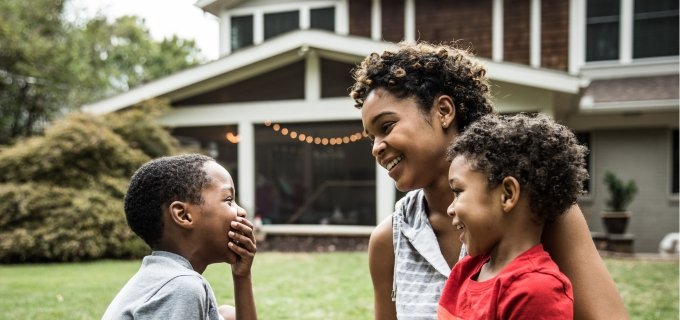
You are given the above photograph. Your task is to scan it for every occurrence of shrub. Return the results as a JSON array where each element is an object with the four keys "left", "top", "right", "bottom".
[
  {"left": 603, "top": 170, "right": 638, "bottom": 212},
  {"left": 0, "top": 99, "right": 179, "bottom": 262}
]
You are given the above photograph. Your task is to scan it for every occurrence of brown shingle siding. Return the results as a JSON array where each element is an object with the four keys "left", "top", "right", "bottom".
[
  {"left": 349, "top": 0, "right": 371, "bottom": 38},
  {"left": 173, "top": 61, "right": 305, "bottom": 106},
  {"left": 415, "top": 0, "right": 492, "bottom": 58},
  {"left": 503, "top": 0, "right": 531, "bottom": 65},
  {"left": 382, "top": 0, "right": 405, "bottom": 42},
  {"left": 541, "top": 0, "right": 569, "bottom": 71}
]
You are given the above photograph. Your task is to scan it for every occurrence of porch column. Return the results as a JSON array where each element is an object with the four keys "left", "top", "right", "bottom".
[
  {"left": 376, "top": 162, "right": 396, "bottom": 225},
  {"left": 238, "top": 121, "right": 256, "bottom": 219},
  {"left": 219, "top": 11, "right": 231, "bottom": 56}
]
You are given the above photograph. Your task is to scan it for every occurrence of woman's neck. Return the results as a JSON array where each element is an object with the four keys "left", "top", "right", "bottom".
[{"left": 421, "top": 176, "right": 455, "bottom": 218}]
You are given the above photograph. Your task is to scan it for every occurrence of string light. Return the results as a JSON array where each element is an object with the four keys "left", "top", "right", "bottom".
[
  {"left": 263, "top": 120, "right": 366, "bottom": 145},
  {"left": 226, "top": 132, "right": 241, "bottom": 143}
]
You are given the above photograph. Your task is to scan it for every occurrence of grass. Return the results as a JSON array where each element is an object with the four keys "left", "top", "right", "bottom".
[{"left": 0, "top": 253, "right": 676, "bottom": 319}]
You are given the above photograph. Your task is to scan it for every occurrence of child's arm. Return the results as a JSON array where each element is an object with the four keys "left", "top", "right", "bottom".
[
  {"left": 542, "top": 204, "right": 629, "bottom": 319},
  {"left": 228, "top": 217, "right": 257, "bottom": 320}
]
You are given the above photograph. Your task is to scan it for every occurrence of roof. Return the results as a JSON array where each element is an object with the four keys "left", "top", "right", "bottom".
[
  {"left": 82, "top": 29, "right": 586, "bottom": 115},
  {"left": 580, "top": 75, "right": 680, "bottom": 113}
]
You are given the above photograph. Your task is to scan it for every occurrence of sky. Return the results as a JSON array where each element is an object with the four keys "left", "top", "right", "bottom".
[{"left": 65, "top": 0, "right": 220, "bottom": 61}]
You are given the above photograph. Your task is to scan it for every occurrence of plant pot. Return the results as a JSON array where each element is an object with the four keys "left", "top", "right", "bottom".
[{"left": 601, "top": 211, "right": 631, "bottom": 234}]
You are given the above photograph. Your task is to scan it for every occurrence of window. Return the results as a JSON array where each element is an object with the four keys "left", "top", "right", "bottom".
[
  {"left": 311, "top": 7, "right": 335, "bottom": 31},
  {"left": 231, "top": 15, "right": 253, "bottom": 51},
  {"left": 586, "top": 0, "right": 620, "bottom": 61},
  {"left": 264, "top": 11, "right": 299, "bottom": 39},
  {"left": 672, "top": 129, "right": 678, "bottom": 194},
  {"left": 633, "top": 0, "right": 679, "bottom": 59},
  {"left": 576, "top": 132, "right": 592, "bottom": 194}
]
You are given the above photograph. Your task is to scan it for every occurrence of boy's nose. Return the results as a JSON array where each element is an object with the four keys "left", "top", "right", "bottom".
[{"left": 236, "top": 205, "right": 247, "bottom": 218}]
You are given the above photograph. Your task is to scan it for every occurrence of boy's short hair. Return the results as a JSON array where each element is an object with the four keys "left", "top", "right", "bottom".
[
  {"left": 446, "top": 114, "right": 589, "bottom": 225},
  {"left": 124, "top": 154, "right": 215, "bottom": 248}
]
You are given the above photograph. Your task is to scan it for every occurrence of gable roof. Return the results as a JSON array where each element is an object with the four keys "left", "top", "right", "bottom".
[{"left": 82, "top": 29, "right": 585, "bottom": 115}]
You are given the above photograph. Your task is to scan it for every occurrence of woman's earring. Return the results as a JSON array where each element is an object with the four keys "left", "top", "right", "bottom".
[{"left": 443, "top": 121, "right": 447, "bottom": 127}]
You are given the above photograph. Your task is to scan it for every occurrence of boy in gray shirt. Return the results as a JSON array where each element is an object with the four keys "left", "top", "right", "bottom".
[{"left": 103, "top": 154, "right": 258, "bottom": 320}]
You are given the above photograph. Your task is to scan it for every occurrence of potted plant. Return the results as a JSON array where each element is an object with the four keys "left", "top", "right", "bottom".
[{"left": 601, "top": 170, "right": 638, "bottom": 234}]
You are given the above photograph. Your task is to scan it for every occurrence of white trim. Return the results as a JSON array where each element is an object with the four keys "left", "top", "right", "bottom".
[
  {"left": 196, "top": 0, "right": 246, "bottom": 16},
  {"left": 335, "top": 0, "right": 349, "bottom": 35},
  {"left": 376, "top": 161, "right": 396, "bottom": 225},
  {"left": 581, "top": 58, "right": 680, "bottom": 79},
  {"left": 569, "top": 0, "right": 586, "bottom": 74},
  {"left": 404, "top": 0, "right": 416, "bottom": 43},
  {"left": 228, "top": 1, "right": 338, "bottom": 16},
  {"left": 530, "top": 0, "right": 541, "bottom": 68},
  {"left": 371, "top": 0, "right": 382, "bottom": 41},
  {"left": 300, "top": 5, "right": 311, "bottom": 29},
  {"left": 238, "top": 120, "right": 256, "bottom": 219},
  {"left": 305, "top": 52, "right": 321, "bottom": 101},
  {"left": 262, "top": 224, "right": 375, "bottom": 236},
  {"left": 619, "top": 0, "right": 633, "bottom": 64},
  {"left": 81, "top": 30, "right": 584, "bottom": 114},
  {"left": 580, "top": 98, "right": 680, "bottom": 113},
  {"left": 161, "top": 98, "right": 361, "bottom": 127},
  {"left": 253, "top": 10, "right": 264, "bottom": 45},
  {"left": 219, "top": 11, "right": 232, "bottom": 57},
  {"left": 492, "top": 0, "right": 503, "bottom": 62}
]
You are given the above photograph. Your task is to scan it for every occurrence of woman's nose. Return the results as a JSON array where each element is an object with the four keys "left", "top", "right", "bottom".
[
  {"left": 371, "top": 137, "right": 386, "bottom": 158},
  {"left": 446, "top": 203, "right": 455, "bottom": 217}
]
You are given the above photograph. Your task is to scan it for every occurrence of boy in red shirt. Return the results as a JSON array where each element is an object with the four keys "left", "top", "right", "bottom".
[{"left": 438, "top": 114, "right": 588, "bottom": 319}]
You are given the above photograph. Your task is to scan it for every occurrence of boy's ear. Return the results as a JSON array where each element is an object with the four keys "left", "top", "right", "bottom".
[
  {"left": 168, "top": 201, "right": 196, "bottom": 230},
  {"left": 500, "top": 177, "right": 521, "bottom": 213},
  {"left": 434, "top": 95, "right": 456, "bottom": 130}
]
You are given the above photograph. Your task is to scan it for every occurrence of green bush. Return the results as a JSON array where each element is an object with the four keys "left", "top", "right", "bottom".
[
  {"left": 603, "top": 170, "right": 638, "bottom": 212},
  {"left": 0, "top": 100, "right": 180, "bottom": 262}
]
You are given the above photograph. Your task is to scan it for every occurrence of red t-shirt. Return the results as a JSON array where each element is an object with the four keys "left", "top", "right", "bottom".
[{"left": 438, "top": 244, "right": 573, "bottom": 320}]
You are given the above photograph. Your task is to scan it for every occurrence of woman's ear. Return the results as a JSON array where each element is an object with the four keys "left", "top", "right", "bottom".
[
  {"left": 434, "top": 95, "right": 456, "bottom": 130},
  {"left": 500, "top": 177, "right": 521, "bottom": 213},
  {"left": 168, "top": 201, "right": 196, "bottom": 230}
]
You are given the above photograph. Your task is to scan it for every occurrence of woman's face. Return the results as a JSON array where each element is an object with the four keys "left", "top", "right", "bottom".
[{"left": 361, "top": 89, "right": 455, "bottom": 192}]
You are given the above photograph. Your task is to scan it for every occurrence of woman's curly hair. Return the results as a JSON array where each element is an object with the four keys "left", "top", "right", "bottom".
[
  {"left": 350, "top": 41, "right": 495, "bottom": 132},
  {"left": 446, "top": 114, "right": 589, "bottom": 225}
]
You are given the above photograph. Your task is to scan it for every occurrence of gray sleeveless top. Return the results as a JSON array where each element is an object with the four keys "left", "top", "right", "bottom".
[{"left": 391, "top": 189, "right": 467, "bottom": 320}]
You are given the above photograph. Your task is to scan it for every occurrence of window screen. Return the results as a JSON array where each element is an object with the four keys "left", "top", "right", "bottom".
[
  {"left": 633, "top": 0, "right": 679, "bottom": 58},
  {"left": 231, "top": 15, "right": 254, "bottom": 51},
  {"left": 264, "top": 11, "right": 299, "bottom": 39},
  {"left": 586, "top": 0, "right": 620, "bottom": 61},
  {"left": 311, "top": 7, "right": 335, "bottom": 31}
]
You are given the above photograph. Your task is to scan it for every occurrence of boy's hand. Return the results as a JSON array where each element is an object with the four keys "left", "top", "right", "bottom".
[{"left": 228, "top": 217, "right": 256, "bottom": 277}]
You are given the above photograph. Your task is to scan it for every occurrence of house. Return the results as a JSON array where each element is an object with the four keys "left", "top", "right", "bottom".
[{"left": 83, "top": 0, "right": 678, "bottom": 252}]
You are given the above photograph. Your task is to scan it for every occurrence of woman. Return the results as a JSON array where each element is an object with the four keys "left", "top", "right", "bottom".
[{"left": 350, "top": 42, "right": 628, "bottom": 319}]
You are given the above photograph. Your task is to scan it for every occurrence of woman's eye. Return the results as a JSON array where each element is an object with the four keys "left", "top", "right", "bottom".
[{"left": 382, "top": 122, "right": 395, "bottom": 133}]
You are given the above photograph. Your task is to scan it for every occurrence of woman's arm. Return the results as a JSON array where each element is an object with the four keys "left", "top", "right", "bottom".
[
  {"left": 369, "top": 215, "right": 398, "bottom": 320},
  {"left": 542, "top": 204, "right": 628, "bottom": 320}
]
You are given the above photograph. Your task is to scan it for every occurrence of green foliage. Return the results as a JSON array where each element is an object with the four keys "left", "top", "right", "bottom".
[
  {"left": 603, "top": 170, "right": 638, "bottom": 212},
  {"left": 0, "top": 99, "right": 180, "bottom": 262},
  {"left": 0, "top": 0, "right": 204, "bottom": 145}
]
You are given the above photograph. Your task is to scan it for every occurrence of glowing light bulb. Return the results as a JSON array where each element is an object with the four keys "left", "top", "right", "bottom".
[
  {"left": 322, "top": 138, "right": 328, "bottom": 145},
  {"left": 282, "top": 128, "right": 289, "bottom": 135},
  {"left": 343, "top": 137, "right": 349, "bottom": 143},
  {"left": 362, "top": 131, "right": 368, "bottom": 137},
  {"left": 350, "top": 136, "right": 357, "bottom": 142},
  {"left": 265, "top": 120, "right": 272, "bottom": 126},
  {"left": 306, "top": 136, "right": 313, "bottom": 143},
  {"left": 330, "top": 139, "right": 336, "bottom": 145},
  {"left": 273, "top": 124, "right": 280, "bottom": 131},
  {"left": 290, "top": 131, "right": 297, "bottom": 138},
  {"left": 299, "top": 134, "right": 306, "bottom": 141},
  {"left": 315, "top": 138, "right": 321, "bottom": 144}
]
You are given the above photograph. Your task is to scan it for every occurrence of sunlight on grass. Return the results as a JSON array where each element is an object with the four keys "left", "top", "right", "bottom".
[{"left": 0, "top": 253, "right": 676, "bottom": 319}]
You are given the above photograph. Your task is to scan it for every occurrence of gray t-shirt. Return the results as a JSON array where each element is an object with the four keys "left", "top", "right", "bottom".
[{"left": 102, "top": 251, "right": 223, "bottom": 320}]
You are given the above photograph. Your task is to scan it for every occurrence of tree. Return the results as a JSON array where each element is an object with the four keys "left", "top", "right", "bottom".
[{"left": 0, "top": 0, "right": 204, "bottom": 145}]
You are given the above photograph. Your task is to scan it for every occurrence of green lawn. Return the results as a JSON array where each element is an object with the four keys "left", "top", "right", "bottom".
[{"left": 0, "top": 253, "right": 676, "bottom": 319}]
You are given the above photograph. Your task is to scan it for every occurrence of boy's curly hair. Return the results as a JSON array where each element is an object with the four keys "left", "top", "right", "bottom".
[
  {"left": 446, "top": 114, "right": 589, "bottom": 225},
  {"left": 124, "top": 154, "right": 214, "bottom": 248},
  {"left": 350, "top": 41, "right": 495, "bottom": 132}
]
